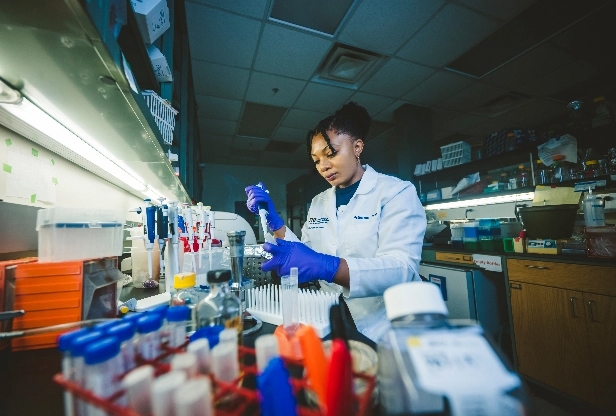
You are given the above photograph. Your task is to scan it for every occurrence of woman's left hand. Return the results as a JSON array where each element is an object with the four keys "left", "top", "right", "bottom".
[{"left": 261, "top": 239, "right": 340, "bottom": 284}]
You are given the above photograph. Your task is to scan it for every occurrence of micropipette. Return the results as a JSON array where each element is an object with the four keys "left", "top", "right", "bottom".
[
  {"left": 255, "top": 184, "right": 276, "bottom": 244},
  {"left": 182, "top": 203, "right": 195, "bottom": 252},
  {"left": 157, "top": 198, "right": 169, "bottom": 279},
  {"left": 197, "top": 202, "right": 206, "bottom": 253},
  {"left": 144, "top": 199, "right": 158, "bottom": 288},
  {"left": 167, "top": 201, "right": 181, "bottom": 293}
]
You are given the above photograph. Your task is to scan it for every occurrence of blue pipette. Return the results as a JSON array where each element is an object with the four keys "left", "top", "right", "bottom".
[{"left": 143, "top": 199, "right": 157, "bottom": 287}]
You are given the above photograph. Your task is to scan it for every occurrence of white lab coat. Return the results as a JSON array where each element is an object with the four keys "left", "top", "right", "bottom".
[{"left": 284, "top": 165, "right": 427, "bottom": 342}]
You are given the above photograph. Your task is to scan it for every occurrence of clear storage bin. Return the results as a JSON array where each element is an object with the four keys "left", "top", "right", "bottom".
[
  {"left": 440, "top": 141, "right": 471, "bottom": 168},
  {"left": 36, "top": 207, "right": 125, "bottom": 262}
]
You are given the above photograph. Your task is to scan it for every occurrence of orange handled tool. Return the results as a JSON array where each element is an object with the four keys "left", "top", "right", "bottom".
[{"left": 297, "top": 325, "right": 328, "bottom": 407}]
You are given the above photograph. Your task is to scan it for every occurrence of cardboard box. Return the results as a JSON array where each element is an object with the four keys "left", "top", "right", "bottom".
[
  {"left": 147, "top": 45, "right": 173, "bottom": 82},
  {"left": 131, "top": 0, "right": 170, "bottom": 44},
  {"left": 526, "top": 239, "right": 563, "bottom": 255}
]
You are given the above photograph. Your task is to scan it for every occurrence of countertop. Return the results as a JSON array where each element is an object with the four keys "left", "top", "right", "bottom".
[{"left": 422, "top": 245, "right": 616, "bottom": 267}]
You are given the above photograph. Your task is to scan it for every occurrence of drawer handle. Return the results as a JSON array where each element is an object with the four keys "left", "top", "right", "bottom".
[
  {"left": 524, "top": 265, "right": 549, "bottom": 270},
  {"left": 444, "top": 256, "right": 461, "bottom": 261},
  {"left": 588, "top": 300, "right": 597, "bottom": 322},
  {"left": 509, "top": 283, "right": 522, "bottom": 290},
  {"left": 570, "top": 297, "right": 580, "bottom": 318}
]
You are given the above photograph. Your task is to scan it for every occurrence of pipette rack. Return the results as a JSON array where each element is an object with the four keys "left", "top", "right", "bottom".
[
  {"left": 53, "top": 337, "right": 376, "bottom": 416},
  {"left": 245, "top": 285, "right": 338, "bottom": 338}
]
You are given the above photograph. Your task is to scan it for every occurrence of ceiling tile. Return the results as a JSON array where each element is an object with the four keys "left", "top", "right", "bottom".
[
  {"left": 457, "top": 0, "right": 538, "bottom": 20},
  {"left": 254, "top": 24, "right": 332, "bottom": 80},
  {"left": 403, "top": 70, "right": 476, "bottom": 106},
  {"left": 187, "top": 0, "right": 268, "bottom": 18},
  {"left": 281, "top": 108, "right": 329, "bottom": 129},
  {"left": 439, "top": 114, "right": 489, "bottom": 132},
  {"left": 238, "top": 102, "right": 287, "bottom": 138},
  {"left": 200, "top": 134, "right": 232, "bottom": 156},
  {"left": 482, "top": 43, "right": 576, "bottom": 89},
  {"left": 199, "top": 117, "right": 237, "bottom": 136},
  {"left": 245, "top": 72, "right": 307, "bottom": 107},
  {"left": 201, "top": 155, "right": 229, "bottom": 164},
  {"left": 186, "top": 3, "right": 261, "bottom": 68},
  {"left": 272, "top": 126, "right": 309, "bottom": 143},
  {"left": 191, "top": 61, "right": 249, "bottom": 100},
  {"left": 228, "top": 154, "right": 260, "bottom": 165},
  {"left": 233, "top": 136, "right": 269, "bottom": 151},
  {"left": 372, "top": 100, "right": 407, "bottom": 122},
  {"left": 347, "top": 92, "right": 395, "bottom": 116},
  {"left": 515, "top": 60, "right": 597, "bottom": 97},
  {"left": 396, "top": 3, "right": 499, "bottom": 67},
  {"left": 439, "top": 82, "right": 510, "bottom": 112},
  {"left": 360, "top": 58, "right": 435, "bottom": 98},
  {"left": 195, "top": 95, "right": 242, "bottom": 120},
  {"left": 431, "top": 108, "right": 464, "bottom": 129},
  {"left": 294, "top": 82, "right": 355, "bottom": 113},
  {"left": 339, "top": 0, "right": 445, "bottom": 54}
]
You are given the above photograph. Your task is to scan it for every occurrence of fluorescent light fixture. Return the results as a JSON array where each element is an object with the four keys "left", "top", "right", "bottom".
[
  {"left": 143, "top": 185, "right": 165, "bottom": 201},
  {"left": 0, "top": 96, "right": 148, "bottom": 192},
  {"left": 0, "top": 79, "right": 22, "bottom": 104},
  {"left": 425, "top": 192, "right": 535, "bottom": 210}
]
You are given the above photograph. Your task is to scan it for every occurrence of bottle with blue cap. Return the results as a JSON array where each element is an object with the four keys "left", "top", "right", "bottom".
[
  {"left": 166, "top": 305, "right": 191, "bottom": 348},
  {"left": 83, "top": 336, "right": 122, "bottom": 416},
  {"left": 106, "top": 321, "right": 137, "bottom": 373},
  {"left": 67, "top": 330, "right": 104, "bottom": 415},
  {"left": 57, "top": 328, "right": 92, "bottom": 416},
  {"left": 137, "top": 313, "right": 164, "bottom": 361}
]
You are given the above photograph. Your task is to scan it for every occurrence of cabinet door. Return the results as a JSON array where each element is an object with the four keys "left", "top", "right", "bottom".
[
  {"left": 584, "top": 292, "right": 616, "bottom": 413},
  {"left": 509, "top": 282, "right": 595, "bottom": 404}
]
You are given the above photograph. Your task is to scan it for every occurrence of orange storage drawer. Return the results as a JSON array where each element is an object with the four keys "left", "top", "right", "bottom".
[
  {"left": 14, "top": 291, "right": 81, "bottom": 312},
  {"left": 11, "top": 330, "right": 64, "bottom": 351}
]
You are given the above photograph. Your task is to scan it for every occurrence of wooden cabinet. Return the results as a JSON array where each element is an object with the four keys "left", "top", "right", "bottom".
[{"left": 508, "top": 259, "right": 616, "bottom": 413}]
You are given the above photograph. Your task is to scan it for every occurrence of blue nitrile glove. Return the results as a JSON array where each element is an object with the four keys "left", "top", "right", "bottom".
[
  {"left": 245, "top": 182, "right": 285, "bottom": 232},
  {"left": 261, "top": 239, "right": 340, "bottom": 284}
]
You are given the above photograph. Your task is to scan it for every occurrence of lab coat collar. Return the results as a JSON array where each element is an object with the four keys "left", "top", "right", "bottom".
[{"left": 322, "top": 164, "right": 376, "bottom": 201}]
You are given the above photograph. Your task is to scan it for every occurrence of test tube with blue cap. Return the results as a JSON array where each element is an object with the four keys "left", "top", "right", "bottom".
[
  {"left": 136, "top": 313, "right": 164, "bottom": 361},
  {"left": 106, "top": 321, "right": 137, "bottom": 373},
  {"left": 83, "top": 336, "right": 122, "bottom": 416},
  {"left": 58, "top": 328, "right": 92, "bottom": 416}
]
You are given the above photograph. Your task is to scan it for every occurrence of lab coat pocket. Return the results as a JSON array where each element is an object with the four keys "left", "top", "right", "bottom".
[{"left": 345, "top": 216, "right": 379, "bottom": 256}]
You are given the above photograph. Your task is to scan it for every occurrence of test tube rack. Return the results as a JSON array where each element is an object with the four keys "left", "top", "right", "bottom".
[{"left": 245, "top": 285, "right": 338, "bottom": 338}]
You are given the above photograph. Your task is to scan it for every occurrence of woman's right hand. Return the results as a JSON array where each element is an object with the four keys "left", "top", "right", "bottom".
[{"left": 245, "top": 182, "right": 285, "bottom": 232}]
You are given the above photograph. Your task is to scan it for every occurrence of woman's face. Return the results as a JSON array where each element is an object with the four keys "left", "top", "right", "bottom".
[{"left": 310, "top": 130, "right": 364, "bottom": 188}]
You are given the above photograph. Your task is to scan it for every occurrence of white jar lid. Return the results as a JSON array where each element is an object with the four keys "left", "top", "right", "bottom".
[{"left": 383, "top": 282, "right": 448, "bottom": 321}]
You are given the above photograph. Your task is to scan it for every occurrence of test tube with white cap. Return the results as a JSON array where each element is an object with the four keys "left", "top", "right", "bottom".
[
  {"left": 173, "top": 377, "right": 214, "bottom": 416},
  {"left": 151, "top": 371, "right": 187, "bottom": 416},
  {"left": 122, "top": 365, "right": 154, "bottom": 415},
  {"left": 187, "top": 338, "right": 211, "bottom": 374},
  {"left": 255, "top": 334, "right": 279, "bottom": 373},
  {"left": 281, "top": 267, "right": 299, "bottom": 335}
]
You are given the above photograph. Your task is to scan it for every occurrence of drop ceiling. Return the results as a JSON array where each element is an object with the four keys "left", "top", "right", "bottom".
[{"left": 187, "top": 0, "right": 616, "bottom": 169}]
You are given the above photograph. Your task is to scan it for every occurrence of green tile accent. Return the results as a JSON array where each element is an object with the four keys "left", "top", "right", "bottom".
[
  {"left": 32, "top": 148, "right": 38, "bottom": 157},
  {"left": 52, "top": 177, "right": 58, "bottom": 185},
  {"left": 2, "top": 163, "right": 11, "bottom": 173},
  {"left": 5, "top": 139, "right": 12, "bottom": 146},
  {"left": 30, "top": 194, "right": 36, "bottom": 203}
]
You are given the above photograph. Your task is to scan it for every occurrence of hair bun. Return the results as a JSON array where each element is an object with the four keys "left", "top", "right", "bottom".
[{"left": 335, "top": 102, "right": 371, "bottom": 138}]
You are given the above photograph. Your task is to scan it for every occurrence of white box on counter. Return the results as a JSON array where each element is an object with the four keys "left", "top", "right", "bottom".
[{"left": 131, "top": 0, "right": 171, "bottom": 44}]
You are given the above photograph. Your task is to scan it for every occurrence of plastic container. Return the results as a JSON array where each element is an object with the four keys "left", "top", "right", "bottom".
[
  {"left": 518, "top": 205, "right": 579, "bottom": 239},
  {"left": 503, "top": 238, "right": 515, "bottom": 252},
  {"left": 36, "top": 207, "right": 125, "bottom": 262},
  {"left": 585, "top": 226, "right": 616, "bottom": 258},
  {"left": 479, "top": 237, "right": 502, "bottom": 252},
  {"left": 106, "top": 322, "right": 137, "bottom": 373},
  {"left": 500, "top": 222, "right": 523, "bottom": 238},
  {"left": 137, "top": 314, "right": 164, "bottom": 361},
  {"left": 166, "top": 305, "right": 191, "bottom": 348},
  {"left": 463, "top": 239, "right": 479, "bottom": 251},
  {"left": 440, "top": 141, "right": 471, "bottom": 168},
  {"left": 83, "top": 337, "right": 123, "bottom": 416},
  {"left": 463, "top": 221, "right": 479, "bottom": 240},
  {"left": 378, "top": 282, "right": 525, "bottom": 416}
]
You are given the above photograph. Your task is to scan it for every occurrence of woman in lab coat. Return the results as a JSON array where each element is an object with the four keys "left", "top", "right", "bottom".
[{"left": 245, "top": 102, "right": 426, "bottom": 345}]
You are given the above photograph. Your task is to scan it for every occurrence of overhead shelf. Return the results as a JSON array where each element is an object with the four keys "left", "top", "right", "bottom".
[{"left": 0, "top": 0, "right": 189, "bottom": 202}]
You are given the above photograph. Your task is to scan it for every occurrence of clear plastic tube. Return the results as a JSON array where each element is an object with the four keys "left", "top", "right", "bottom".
[
  {"left": 187, "top": 338, "right": 211, "bottom": 375},
  {"left": 122, "top": 365, "right": 154, "bottom": 415},
  {"left": 173, "top": 377, "right": 214, "bottom": 416},
  {"left": 136, "top": 314, "right": 163, "bottom": 361},
  {"left": 255, "top": 334, "right": 279, "bottom": 373},
  {"left": 151, "top": 371, "right": 187, "bottom": 416},
  {"left": 83, "top": 337, "right": 122, "bottom": 416},
  {"left": 281, "top": 267, "right": 299, "bottom": 335},
  {"left": 171, "top": 352, "right": 198, "bottom": 378},
  {"left": 211, "top": 342, "right": 239, "bottom": 382}
]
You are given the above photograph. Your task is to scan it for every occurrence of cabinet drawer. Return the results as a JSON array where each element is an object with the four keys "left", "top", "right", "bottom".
[
  {"left": 507, "top": 259, "right": 616, "bottom": 296},
  {"left": 435, "top": 252, "right": 474, "bottom": 265}
]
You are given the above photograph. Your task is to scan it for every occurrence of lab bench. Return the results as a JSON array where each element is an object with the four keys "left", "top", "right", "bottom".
[{"left": 421, "top": 246, "right": 616, "bottom": 414}]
